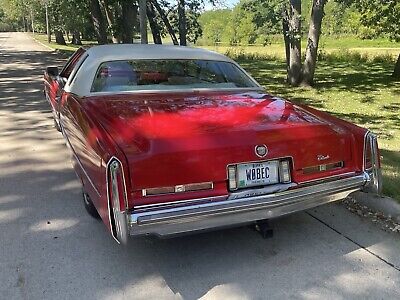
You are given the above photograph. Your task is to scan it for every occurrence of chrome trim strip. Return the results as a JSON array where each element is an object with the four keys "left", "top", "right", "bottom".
[
  {"left": 368, "top": 134, "right": 382, "bottom": 194},
  {"left": 142, "top": 181, "right": 214, "bottom": 197},
  {"left": 133, "top": 175, "right": 365, "bottom": 224},
  {"left": 135, "top": 195, "right": 228, "bottom": 210},
  {"left": 228, "top": 183, "right": 297, "bottom": 200},
  {"left": 105, "top": 157, "right": 120, "bottom": 244},
  {"left": 88, "top": 87, "right": 264, "bottom": 97},
  {"left": 297, "top": 171, "right": 357, "bottom": 185},
  {"left": 60, "top": 119, "right": 101, "bottom": 197},
  {"left": 126, "top": 173, "right": 368, "bottom": 237},
  {"left": 362, "top": 131, "right": 382, "bottom": 194}
]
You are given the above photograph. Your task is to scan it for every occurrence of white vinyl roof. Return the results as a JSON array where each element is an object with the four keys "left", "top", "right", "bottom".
[
  {"left": 86, "top": 44, "right": 233, "bottom": 62},
  {"left": 65, "top": 44, "right": 259, "bottom": 97}
]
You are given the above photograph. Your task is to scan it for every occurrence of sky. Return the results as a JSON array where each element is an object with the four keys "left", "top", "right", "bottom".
[{"left": 204, "top": 0, "right": 240, "bottom": 11}]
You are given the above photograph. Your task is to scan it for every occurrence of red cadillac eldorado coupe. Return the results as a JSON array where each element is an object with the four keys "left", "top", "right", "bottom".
[{"left": 44, "top": 45, "right": 382, "bottom": 244}]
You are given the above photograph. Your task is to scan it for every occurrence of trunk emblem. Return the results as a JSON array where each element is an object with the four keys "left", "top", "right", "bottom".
[
  {"left": 317, "top": 154, "right": 330, "bottom": 161},
  {"left": 255, "top": 145, "right": 268, "bottom": 158}
]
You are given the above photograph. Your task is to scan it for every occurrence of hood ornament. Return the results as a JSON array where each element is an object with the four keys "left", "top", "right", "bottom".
[
  {"left": 255, "top": 145, "right": 268, "bottom": 158},
  {"left": 317, "top": 154, "right": 330, "bottom": 161}
]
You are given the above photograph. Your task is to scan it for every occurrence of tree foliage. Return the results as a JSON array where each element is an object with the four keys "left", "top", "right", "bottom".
[
  {"left": 0, "top": 0, "right": 208, "bottom": 45},
  {"left": 198, "top": 0, "right": 282, "bottom": 46},
  {"left": 355, "top": 0, "right": 400, "bottom": 42}
]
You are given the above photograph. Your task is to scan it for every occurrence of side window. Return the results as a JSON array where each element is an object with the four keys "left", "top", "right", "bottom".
[
  {"left": 67, "top": 54, "right": 89, "bottom": 87},
  {"left": 59, "top": 48, "right": 86, "bottom": 80}
]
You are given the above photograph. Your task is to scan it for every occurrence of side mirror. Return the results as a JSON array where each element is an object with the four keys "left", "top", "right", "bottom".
[{"left": 46, "top": 66, "right": 59, "bottom": 77}]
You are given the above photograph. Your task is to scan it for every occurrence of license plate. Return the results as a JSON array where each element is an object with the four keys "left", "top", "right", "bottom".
[{"left": 236, "top": 161, "right": 279, "bottom": 189}]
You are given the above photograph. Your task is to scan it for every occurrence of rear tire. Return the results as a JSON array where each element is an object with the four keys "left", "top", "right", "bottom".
[{"left": 83, "top": 191, "right": 100, "bottom": 219}]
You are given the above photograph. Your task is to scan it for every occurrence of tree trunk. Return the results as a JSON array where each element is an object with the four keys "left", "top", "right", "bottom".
[
  {"left": 178, "top": 0, "right": 187, "bottom": 46},
  {"left": 22, "top": 16, "right": 26, "bottom": 32},
  {"left": 45, "top": 4, "right": 51, "bottom": 43},
  {"left": 90, "top": 0, "right": 108, "bottom": 44},
  {"left": 282, "top": 4, "right": 291, "bottom": 80},
  {"left": 287, "top": 0, "right": 302, "bottom": 86},
  {"left": 121, "top": 1, "right": 135, "bottom": 43},
  {"left": 152, "top": 0, "right": 178, "bottom": 45},
  {"left": 72, "top": 31, "right": 82, "bottom": 45},
  {"left": 393, "top": 54, "right": 400, "bottom": 79},
  {"left": 302, "top": 0, "right": 327, "bottom": 86},
  {"left": 102, "top": 0, "right": 119, "bottom": 43},
  {"left": 139, "top": 0, "right": 148, "bottom": 44},
  {"left": 30, "top": 9, "right": 35, "bottom": 35},
  {"left": 147, "top": 2, "right": 162, "bottom": 44},
  {"left": 55, "top": 30, "right": 66, "bottom": 45}
]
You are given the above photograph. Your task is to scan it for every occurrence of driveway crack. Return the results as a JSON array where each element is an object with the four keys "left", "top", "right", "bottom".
[{"left": 307, "top": 211, "right": 400, "bottom": 272}]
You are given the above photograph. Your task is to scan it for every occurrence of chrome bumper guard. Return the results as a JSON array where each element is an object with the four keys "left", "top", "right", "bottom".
[{"left": 121, "top": 172, "right": 373, "bottom": 238}]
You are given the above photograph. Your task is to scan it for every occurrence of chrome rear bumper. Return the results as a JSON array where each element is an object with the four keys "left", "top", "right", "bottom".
[{"left": 123, "top": 172, "right": 372, "bottom": 238}]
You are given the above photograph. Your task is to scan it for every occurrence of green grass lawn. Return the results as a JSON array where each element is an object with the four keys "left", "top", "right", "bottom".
[
  {"left": 204, "top": 36, "right": 400, "bottom": 61},
  {"left": 33, "top": 32, "right": 400, "bottom": 201},
  {"left": 33, "top": 33, "right": 95, "bottom": 53}
]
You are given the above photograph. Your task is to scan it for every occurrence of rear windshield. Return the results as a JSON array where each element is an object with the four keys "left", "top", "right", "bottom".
[{"left": 91, "top": 59, "right": 258, "bottom": 93}]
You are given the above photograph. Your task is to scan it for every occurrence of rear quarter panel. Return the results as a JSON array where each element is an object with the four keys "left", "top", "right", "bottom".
[
  {"left": 60, "top": 93, "right": 129, "bottom": 231},
  {"left": 298, "top": 104, "right": 368, "bottom": 172}
]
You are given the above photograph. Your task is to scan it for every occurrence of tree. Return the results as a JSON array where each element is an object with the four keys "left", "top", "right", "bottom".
[
  {"left": 169, "top": 0, "right": 203, "bottom": 45},
  {"left": 282, "top": 0, "right": 328, "bottom": 86},
  {"left": 147, "top": 0, "right": 162, "bottom": 44},
  {"left": 139, "top": 0, "right": 148, "bottom": 43},
  {"left": 177, "top": 0, "right": 186, "bottom": 45},
  {"left": 90, "top": 0, "right": 108, "bottom": 44},
  {"left": 283, "top": 0, "right": 302, "bottom": 86},
  {"left": 120, "top": 0, "right": 137, "bottom": 43},
  {"left": 151, "top": 0, "right": 179, "bottom": 45},
  {"left": 302, "top": 0, "right": 328, "bottom": 85},
  {"left": 354, "top": 0, "right": 400, "bottom": 78},
  {"left": 241, "top": 0, "right": 282, "bottom": 44}
]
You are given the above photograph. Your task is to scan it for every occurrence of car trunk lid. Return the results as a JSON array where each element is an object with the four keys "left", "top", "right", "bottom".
[{"left": 84, "top": 91, "right": 355, "bottom": 206}]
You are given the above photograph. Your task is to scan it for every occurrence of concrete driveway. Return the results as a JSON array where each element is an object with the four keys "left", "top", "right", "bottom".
[{"left": 0, "top": 32, "right": 399, "bottom": 300}]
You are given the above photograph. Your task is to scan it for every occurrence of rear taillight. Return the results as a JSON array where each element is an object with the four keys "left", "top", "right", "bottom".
[
  {"left": 363, "top": 132, "right": 382, "bottom": 194},
  {"left": 228, "top": 165, "right": 237, "bottom": 190},
  {"left": 364, "top": 135, "right": 373, "bottom": 170},
  {"left": 109, "top": 160, "right": 126, "bottom": 211},
  {"left": 107, "top": 158, "right": 128, "bottom": 244},
  {"left": 279, "top": 160, "right": 291, "bottom": 183},
  {"left": 364, "top": 132, "right": 379, "bottom": 171}
]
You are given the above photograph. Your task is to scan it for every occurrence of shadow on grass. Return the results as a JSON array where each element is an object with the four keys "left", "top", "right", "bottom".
[{"left": 380, "top": 149, "right": 400, "bottom": 200}]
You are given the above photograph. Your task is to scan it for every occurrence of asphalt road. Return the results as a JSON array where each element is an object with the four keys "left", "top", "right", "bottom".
[{"left": 0, "top": 32, "right": 399, "bottom": 300}]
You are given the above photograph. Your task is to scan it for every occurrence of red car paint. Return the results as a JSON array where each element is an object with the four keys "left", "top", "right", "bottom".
[
  {"left": 65, "top": 90, "right": 367, "bottom": 208},
  {"left": 44, "top": 55, "right": 370, "bottom": 235}
]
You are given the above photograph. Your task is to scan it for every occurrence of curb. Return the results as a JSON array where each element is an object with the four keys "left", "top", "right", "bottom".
[
  {"left": 29, "top": 33, "right": 54, "bottom": 51},
  {"left": 350, "top": 191, "right": 400, "bottom": 223}
]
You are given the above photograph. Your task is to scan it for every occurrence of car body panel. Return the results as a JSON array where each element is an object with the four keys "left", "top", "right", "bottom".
[{"left": 81, "top": 90, "right": 361, "bottom": 207}]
